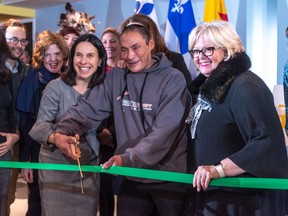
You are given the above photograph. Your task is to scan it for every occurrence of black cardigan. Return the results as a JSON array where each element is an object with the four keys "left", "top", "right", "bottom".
[{"left": 188, "top": 52, "right": 288, "bottom": 178}]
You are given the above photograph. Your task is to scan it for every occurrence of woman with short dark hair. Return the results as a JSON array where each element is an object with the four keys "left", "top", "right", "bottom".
[{"left": 29, "top": 34, "right": 106, "bottom": 216}]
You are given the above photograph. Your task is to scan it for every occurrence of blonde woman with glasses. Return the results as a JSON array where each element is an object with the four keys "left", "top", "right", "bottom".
[{"left": 185, "top": 20, "right": 288, "bottom": 216}]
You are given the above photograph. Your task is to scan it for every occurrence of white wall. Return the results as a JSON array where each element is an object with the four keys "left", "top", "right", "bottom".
[
  {"left": 246, "top": 0, "right": 277, "bottom": 90},
  {"left": 35, "top": 0, "right": 135, "bottom": 38}
]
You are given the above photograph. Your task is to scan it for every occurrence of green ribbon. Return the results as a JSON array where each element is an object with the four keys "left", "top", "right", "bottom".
[{"left": 0, "top": 161, "right": 287, "bottom": 190}]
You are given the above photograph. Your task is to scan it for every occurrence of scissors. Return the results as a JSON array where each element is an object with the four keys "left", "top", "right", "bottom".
[{"left": 72, "top": 136, "right": 84, "bottom": 194}]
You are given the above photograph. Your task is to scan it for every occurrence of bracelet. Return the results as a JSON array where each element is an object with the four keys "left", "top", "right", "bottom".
[{"left": 214, "top": 163, "right": 226, "bottom": 178}]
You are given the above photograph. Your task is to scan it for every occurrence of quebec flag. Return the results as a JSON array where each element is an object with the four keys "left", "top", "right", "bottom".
[
  {"left": 135, "top": 0, "right": 161, "bottom": 32},
  {"left": 164, "top": 0, "right": 196, "bottom": 54}
]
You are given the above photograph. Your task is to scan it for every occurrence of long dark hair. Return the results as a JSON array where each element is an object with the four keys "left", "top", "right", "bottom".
[
  {"left": 0, "top": 28, "right": 12, "bottom": 83},
  {"left": 61, "top": 34, "right": 106, "bottom": 88}
]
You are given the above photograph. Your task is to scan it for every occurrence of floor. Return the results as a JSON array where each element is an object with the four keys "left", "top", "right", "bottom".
[{"left": 10, "top": 176, "right": 28, "bottom": 216}]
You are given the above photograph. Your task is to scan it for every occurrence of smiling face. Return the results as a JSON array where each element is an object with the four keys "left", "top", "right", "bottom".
[
  {"left": 101, "top": 32, "right": 120, "bottom": 60},
  {"left": 192, "top": 37, "right": 225, "bottom": 77},
  {"left": 5, "top": 26, "right": 27, "bottom": 59},
  {"left": 73, "top": 41, "right": 99, "bottom": 81},
  {"left": 120, "top": 30, "right": 154, "bottom": 73},
  {"left": 43, "top": 44, "right": 64, "bottom": 74}
]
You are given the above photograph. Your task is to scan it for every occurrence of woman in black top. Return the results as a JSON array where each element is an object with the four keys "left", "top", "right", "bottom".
[{"left": 186, "top": 20, "right": 288, "bottom": 216}]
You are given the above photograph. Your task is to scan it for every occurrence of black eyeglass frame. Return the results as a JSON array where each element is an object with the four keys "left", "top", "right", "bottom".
[
  {"left": 6, "top": 37, "right": 29, "bottom": 46},
  {"left": 189, "top": 46, "right": 220, "bottom": 58}
]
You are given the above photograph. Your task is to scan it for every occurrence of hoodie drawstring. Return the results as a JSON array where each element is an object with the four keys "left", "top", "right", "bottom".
[
  {"left": 120, "top": 71, "right": 149, "bottom": 134},
  {"left": 139, "top": 73, "right": 149, "bottom": 134}
]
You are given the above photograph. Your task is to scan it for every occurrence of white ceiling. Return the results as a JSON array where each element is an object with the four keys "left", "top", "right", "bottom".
[{"left": 0, "top": 0, "right": 81, "bottom": 9}]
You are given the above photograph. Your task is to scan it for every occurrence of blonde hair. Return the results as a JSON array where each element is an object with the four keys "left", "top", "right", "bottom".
[
  {"left": 32, "top": 30, "right": 69, "bottom": 69},
  {"left": 101, "top": 27, "right": 120, "bottom": 40},
  {"left": 188, "top": 21, "right": 244, "bottom": 61}
]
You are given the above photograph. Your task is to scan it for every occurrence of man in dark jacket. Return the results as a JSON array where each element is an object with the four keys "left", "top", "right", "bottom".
[{"left": 1, "top": 18, "right": 30, "bottom": 216}]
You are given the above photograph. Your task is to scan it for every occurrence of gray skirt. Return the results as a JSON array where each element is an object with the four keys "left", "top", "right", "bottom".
[{"left": 39, "top": 142, "right": 99, "bottom": 216}]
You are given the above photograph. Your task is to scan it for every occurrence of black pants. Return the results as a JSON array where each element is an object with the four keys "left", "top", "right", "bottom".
[
  {"left": 184, "top": 187, "right": 288, "bottom": 216},
  {"left": 117, "top": 178, "right": 187, "bottom": 216},
  {"left": 99, "top": 145, "right": 115, "bottom": 216},
  {"left": 0, "top": 149, "right": 11, "bottom": 216},
  {"left": 99, "top": 173, "right": 114, "bottom": 216},
  {"left": 7, "top": 143, "right": 20, "bottom": 216},
  {"left": 26, "top": 169, "right": 41, "bottom": 216}
]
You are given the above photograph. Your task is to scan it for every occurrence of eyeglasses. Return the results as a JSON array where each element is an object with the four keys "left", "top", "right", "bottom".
[
  {"left": 189, "top": 47, "right": 219, "bottom": 58},
  {"left": 6, "top": 37, "right": 29, "bottom": 46}
]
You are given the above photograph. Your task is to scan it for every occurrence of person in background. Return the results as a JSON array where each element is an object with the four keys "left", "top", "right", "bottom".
[
  {"left": 120, "top": 13, "right": 192, "bottom": 87},
  {"left": 1, "top": 18, "right": 30, "bottom": 216},
  {"left": 0, "top": 24, "right": 21, "bottom": 216},
  {"left": 58, "top": 26, "right": 80, "bottom": 72},
  {"left": 29, "top": 33, "right": 106, "bottom": 216},
  {"left": 283, "top": 27, "right": 288, "bottom": 135},
  {"left": 98, "top": 27, "right": 121, "bottom": 216},
  {"left": 53, "top": 20, "right": 190, "bottom": 216},
  {"left": 1, "top": 19, "right": 29, "bottom": 105},
  {"left": 20, "top": 49, "right": 32, "bottom": 65},
  {"left": 101, "top": 27, "right": 121, "bottom": 72},
  {"left": 58, "top": 26, "right": 80, "bottom": 50},
  {"left": 185, "top": 20, "right": 288, "bottom": 215},
  {"left": 283, "top": 28, "right": 288, "bottom": 214},
  {"left": 16, "top": 30, "right": 69, "bottom": 216}
]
